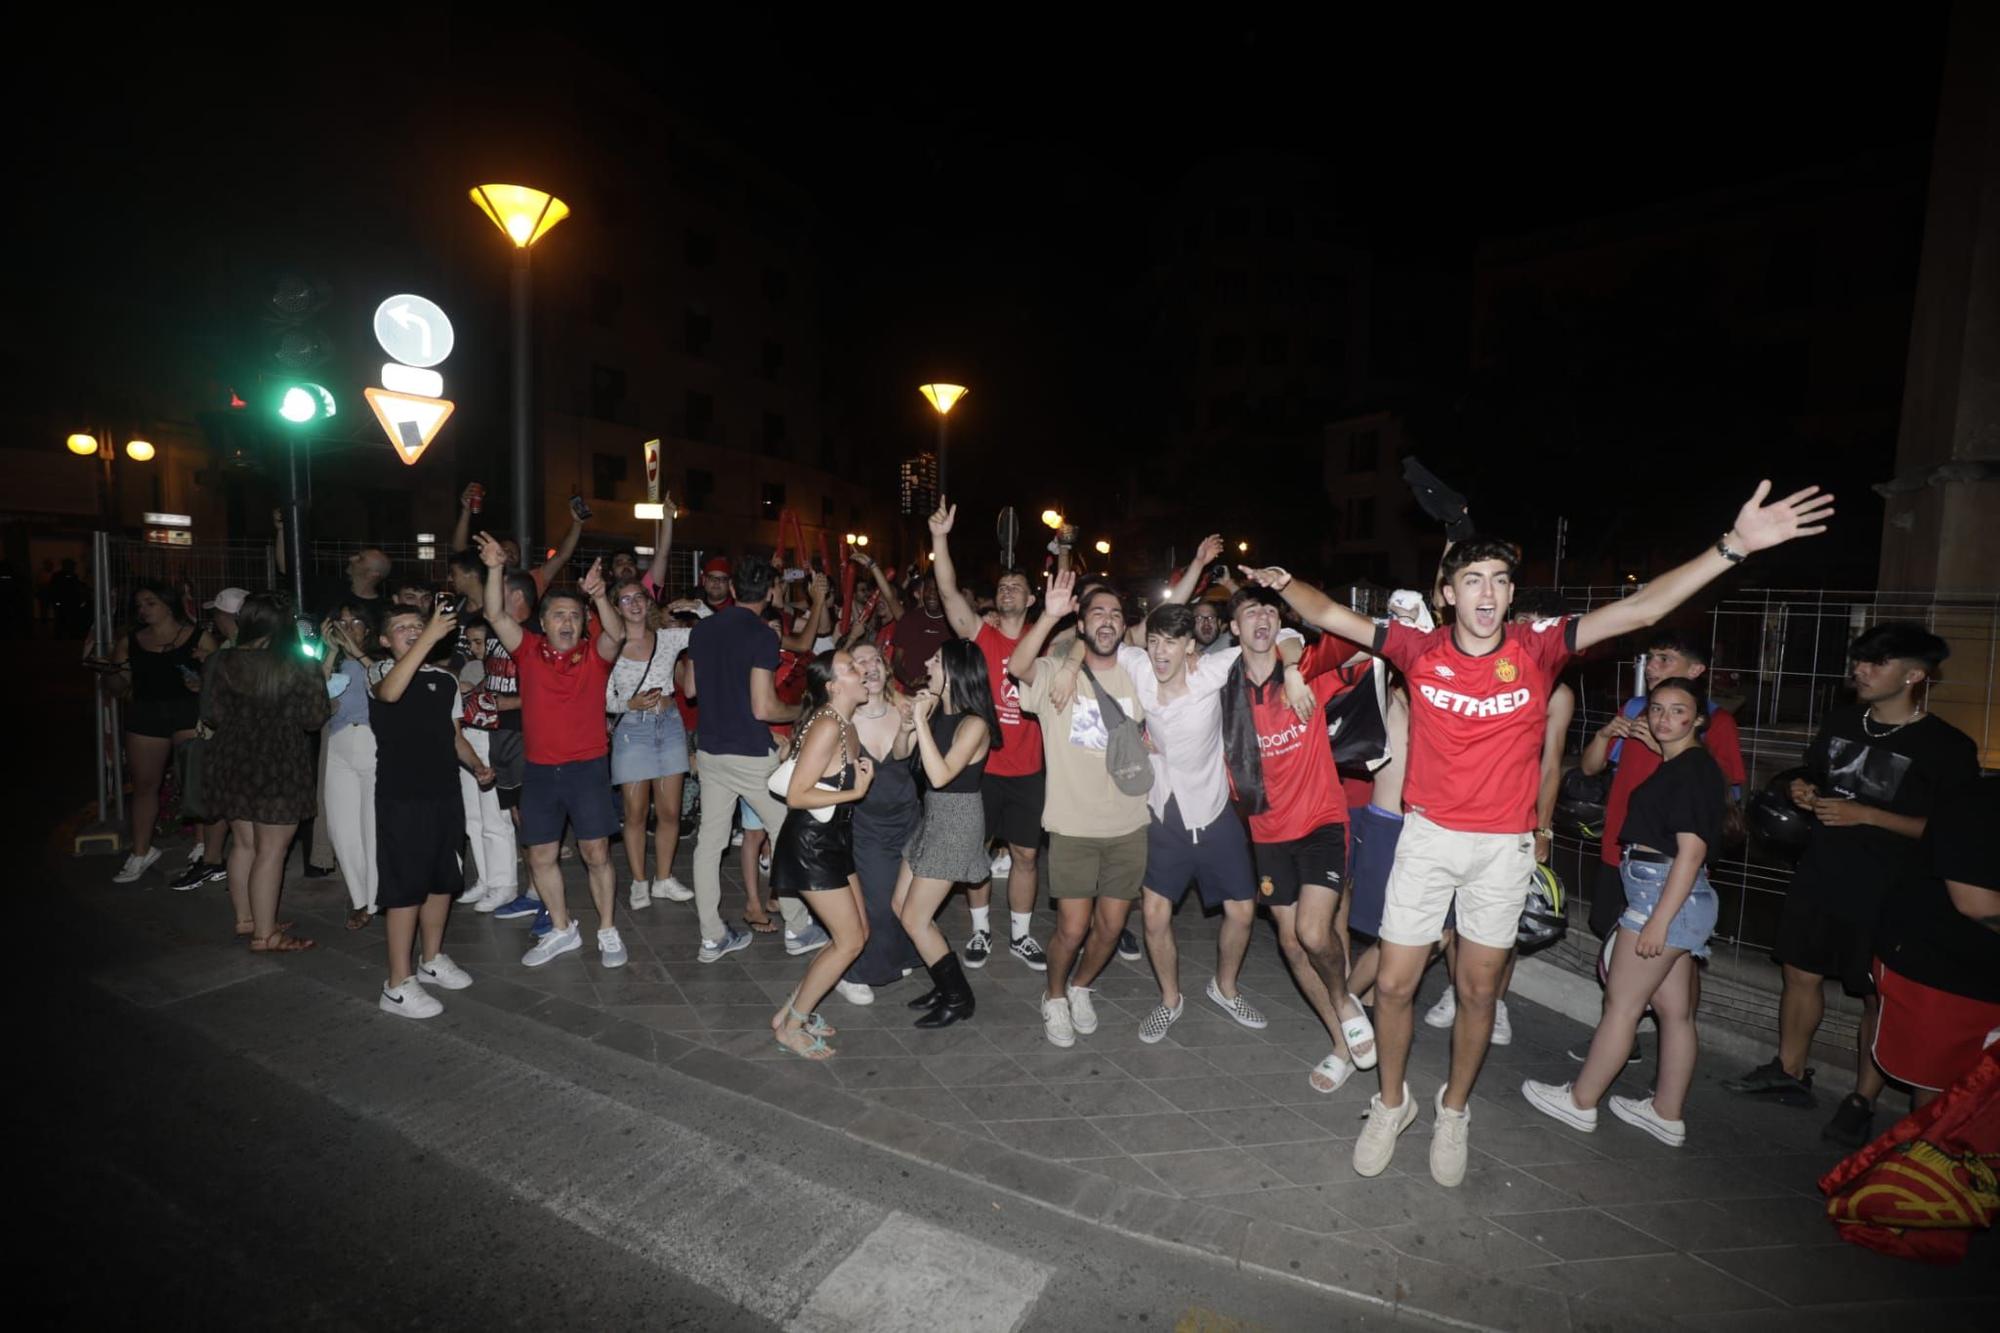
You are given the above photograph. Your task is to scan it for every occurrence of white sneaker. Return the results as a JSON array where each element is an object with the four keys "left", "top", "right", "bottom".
[
  {"left": 1138, "top": 998, "right": 1184, "bottom": 1044},
  {"left": 474, "top": 883, "right": 516, "bottom": 913},
  {"left": 835, "top": 980, "right": 875, "bottom": 1006},
  {"left": 1068, "top": 985, "right": 1099, "bottom": 1035},
  {"left": 598, "top": 928, "right": 629, "bottom": 969},
  {"left": 456, "top": 882, "right": 485, "bottom": 905},
  {"left": 730, "top": 827, "right": 745, "bottom": 847},
  {"left": 380, "top": 977, "right": 443, "bottom": 1019},
  {"left": 522, "top": 921, "right": 582, "bottom": 967},
  {"left": 416, "top": 954, "right": 474, "bottom": 990},
  {"left": 1042, "top": 996, "right": 1076, "bottom": 1048},
  {"left": 1423, "top": 988, "right": 1457, "bottom": 1029},
  {"left": 1490, "top": 999, "right": 1513, "bottom": 1046},
  {"left": 112, "top": 848, "right": 162, "bottom": 883},
  {"left": 1353, "top": 1084, "right": 1418, "bottom": 1177},
  {"left": 1206, "top": 977, "right": 1268, "bottom": 1030},
  {"left": 1430, "top": 1086, "right": 1472, "bottom": 1187},
  {"left": 989, "top": 848, "right": 1012, "bottom": 880},
  {"left": 1608, "top": 1094, "right": 1686, "bottom": 1147},
  {"left": 652, "top": 876, "right": 694, "bottom": 902},
  {"left": 628, "top": 879, "right": 652, "bottom": 911},
  {"left": 1521, "top": 1079, "right": 1597, "bottom": 1133}
]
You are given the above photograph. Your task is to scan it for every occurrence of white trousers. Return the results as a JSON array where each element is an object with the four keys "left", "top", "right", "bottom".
[
  {"left": 323, "top": 723, "right": 378, "bottom": 911},
  {"left": 460, "top": 727, "right": 516, "bottom": 894}
]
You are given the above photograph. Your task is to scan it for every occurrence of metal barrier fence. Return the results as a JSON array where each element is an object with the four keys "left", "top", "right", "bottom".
[{"left": 1553, "top": 585, "right": 1998, "bottom": 965}]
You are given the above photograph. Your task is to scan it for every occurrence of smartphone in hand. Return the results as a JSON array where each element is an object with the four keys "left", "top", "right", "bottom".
[{"left": 569, "top": 494, "right": 592, "bottom": 523}]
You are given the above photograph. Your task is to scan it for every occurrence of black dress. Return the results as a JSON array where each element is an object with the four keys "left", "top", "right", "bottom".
[
  {"left": 846, "top": 737, "right": 923, "bottom": 986},
  {"left": 769, "top": 719, "right": 857, "bottom": 894},
  {"left": 203, "top": 648, "right": 334, "bottom": 824}
]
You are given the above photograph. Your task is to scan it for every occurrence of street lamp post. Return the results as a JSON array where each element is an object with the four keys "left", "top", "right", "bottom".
[
  {"left": 918, "top": 383, "right": 967, "bottom": 500},
  {"left": 471, "top": 184, "right": 571, "bottom": 559}
]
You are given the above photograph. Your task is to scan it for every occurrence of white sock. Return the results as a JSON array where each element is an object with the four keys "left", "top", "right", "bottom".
[
  {"left": 1011, "top": 911, "right": 1033, "bottom": 941},
  {"left": 970, "top": 906, "right": 991, "bottom": 933}
]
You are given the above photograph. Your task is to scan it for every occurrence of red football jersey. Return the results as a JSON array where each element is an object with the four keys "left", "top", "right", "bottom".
[
  {"left": 1377, "top": 617, "right": 1578, "bottom": 834},
  {"left": 975, "top": 621, "right": 1042, "bottom": 778},
  {"left": 1243, "top": 636, "right": 1366, "bottom": 844}
]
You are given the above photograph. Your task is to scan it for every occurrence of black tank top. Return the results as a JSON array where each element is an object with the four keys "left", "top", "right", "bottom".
[
  {"left": 129, "top": 628, "right": 199, "bottom": 704},
  {"left": 928, "top": 708, "right": 986, "bottom": 794}
]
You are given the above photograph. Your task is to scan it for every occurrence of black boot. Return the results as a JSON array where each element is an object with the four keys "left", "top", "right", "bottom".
[
  {"left": 906, "top": 986, "right": 945, "bottom": 1010},
  {"left": 913, "top": 953, "right": 975, "bottom": 1029}
]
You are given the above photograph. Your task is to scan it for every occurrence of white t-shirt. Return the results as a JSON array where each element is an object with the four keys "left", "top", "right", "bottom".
[
  {"left": 1116, "top": 644, "right": 1240, "bottom": 829},
  {"left": 606, "top": 627, "right": 690, "bottom": 713}
]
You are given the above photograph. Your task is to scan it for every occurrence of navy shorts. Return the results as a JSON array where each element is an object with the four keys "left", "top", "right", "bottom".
[
  {"left": 520, "top": 756, "right": 620, "bottom": 847},
  {"left": 1145, "top": 797, "right": 1255, "bottom": 909},
  {"left": 376, "top": 795, "right": 465, "bottom": 910},
  {"left": 1344, "top": 803, "right": 1403, "bottom": 938},
  {"left": 981, "top": 770, "right": 1046, "bottom": 852},
  {"left": 1252, "top": 820, "right": 1346, "bottom": 909}
]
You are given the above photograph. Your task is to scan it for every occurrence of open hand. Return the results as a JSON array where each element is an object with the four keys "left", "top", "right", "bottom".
[
  {"left": 1194, "top": 533, "right": 1224, "bottom": 567},
  {"left": 1283, "top": 670, "right": 1317, "bottom": 724},
  {"left": 1042, "top": 569, "right": 1077, "bottom": 621},
  {"left": 1049, "top": 665, "right": 1080, "bottom": 712},
  {"left": 1730, "top": 481, "right": 1835, "bottom": 554},
  {"left": 473, "top": 532, "right": 507, "bottom": 568},
  {"left": 1238, "top": 565, "right": 1292, "bottom": 592}
]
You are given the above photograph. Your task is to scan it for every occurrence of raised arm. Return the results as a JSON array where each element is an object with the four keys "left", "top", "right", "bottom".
[
  {"left": 534, "top": 508, "right": 586, "bottom": 590},
  {"left": 452, "top": 485, "right": 477, "bottom": 553},
  {"left": 645, "top": 500, "right": 674, "bottom": 591},
  {"left": 474, "top": 532, "right": 522, "bottom": 654},
  {"left": 1008, "top": 569, "right": 1075, "bottom": 684},
  {"left": 1576, "top": 482, "right": 1833, "bottom": 652},
  {"left": 1165, "top": 534, "right": 1223, "bottom": 607},
  {"left": 781, "top": 573, "right": 828, "bottom": 652},
  {"left": 927, "top": 500, "right": 984, "bottom": 640},
  {"left": 376, "top": 605, "right": 457, "bottom": 704},
  {"left": 1240, "top": 565, "right": 1380, "bottom": 646},
  {"left": 581, "top": 559, "right": 625, "bottom": 661}
]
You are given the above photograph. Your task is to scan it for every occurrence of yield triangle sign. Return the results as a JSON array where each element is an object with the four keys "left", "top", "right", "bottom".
[{"left": 363, "top": 387, "right": 455, "bottom": 464}]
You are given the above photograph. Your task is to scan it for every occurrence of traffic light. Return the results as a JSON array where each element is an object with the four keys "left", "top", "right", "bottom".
[
  {"left": 277, "top": 382, "right": 336, "bottom": 424},
  {"left": 267, "top": 273, "right": 336, "bottom": 425}
]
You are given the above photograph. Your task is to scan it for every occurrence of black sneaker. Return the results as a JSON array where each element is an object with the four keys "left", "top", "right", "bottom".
[
  {"left": 1720, "top": 1057, "right": 1817, "bottom": 1108},
  {"left": 168, "top": 860, "right": 222, "bottom": 893},
  {"left": 1567, "top": 1040, "right": 1642, "bottom": 1065},
  {"left": 1822, "top": 1093, "right": 1874, "bottom": 1149},
  {"left": 1117, "top": 928, "right": 1142, "bottom": 963},
  {"left": 1009, "top": 935, "right": 1048, "bottom": 972},
  {"left": 962, "top": 929, "right": 992, "bottom": 969}
]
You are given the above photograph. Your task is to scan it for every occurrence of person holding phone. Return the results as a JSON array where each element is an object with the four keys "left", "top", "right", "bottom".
[
  {"left": 318, "top": 598, "right": 382, "bottom": 930},
  {"left": 606, "top": 573, "right": 694, "bottom": 912}
]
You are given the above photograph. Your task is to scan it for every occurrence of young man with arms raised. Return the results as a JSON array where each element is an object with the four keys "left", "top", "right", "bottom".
[{"left": 1246, "top": 480, "right": 1834, "bottom": 1185}]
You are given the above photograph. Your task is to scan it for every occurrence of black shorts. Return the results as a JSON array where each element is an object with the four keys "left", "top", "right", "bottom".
[
  {"left": 375, "top": 795, "right": 465, "bottom": 910},
  {"left": 1252, "top": 821, "right": 1346, "bottom": 909},
  {"left": 1772, "top": 890, "right": 1875, "bottom": 996},
  {"left": 1589, "top": 859, "right": 1627, "bottom": 940},
  {"left": 981, "top": 769, "right": 1045, "bottom": 853},
  {"left": 1144, "top": 797, "right": 1254, "bottom": 909},
  {"left": 128, "top": 697, "right": 199, "bottom": 739}
]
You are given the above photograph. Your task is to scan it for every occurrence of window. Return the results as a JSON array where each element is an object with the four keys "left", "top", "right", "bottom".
[
  {"left": 1347, "top": 430, "right": 1379, "bottom": 474},
  {"left": 761, "top": 482, "right": 785, "bottom": 516},
  {"left": 589, "top": 275, "right": 622, "bottom": 327},
  {"left": 762, "top": 412, "right": 787, "bottom": 456},
  {"left": 1344, "top": 496, "right": 1376, "bottom": 541},
  {"left": 684, "top": 391, "right": 713, "bottom": 442},
  {"left": 685, "top": 468, "right": 714, "bottom": 513},
  {"left": 589, "top": 363, "right": 627, "bottom": 421},
  {"left": 762, "top": 267, "right": 789, "bottom": 303},
  {"left": 684, "top": 308, "right": 713, "bottom": 358},
  {"left": 685, "top": 230, "right": 716, "bottom": 268},
  {"left": 591, "top": 452, "right": 628, "bottom": 500},
  {"left": 1214, "top": 269, "right": 1248, "bottom": 302},
  {"left": 1259, "top": 333, "right": 1288, "bottom": 366},
  {"left": 1211, "top": 333, "right": 1244, "bottom": 368},
  {"left": 761, "top": 339, "right": 784, "bottom": 379}
]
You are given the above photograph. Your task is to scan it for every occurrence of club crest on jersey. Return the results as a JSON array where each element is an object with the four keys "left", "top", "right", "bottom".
[{"left": 1495, "top": 658, "right": 1518, "bottom": 683}]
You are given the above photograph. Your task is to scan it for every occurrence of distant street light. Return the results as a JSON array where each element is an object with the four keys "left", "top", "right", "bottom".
[
  {"left": 124, "top": 440, "right": 155, "bottom": 461},
  {"left": 918, "top": 383, "right": 967, "bottom": 499},
  {"left": 66, "top": 433, "right": 98, "bottom": 457},
  {"left": 1041, "top": 508, "right": 1064, "bottom": 529},
  {"left": 1237, "top": 540, "right": 1249, "bottom": 554},
  {"left": 1094, "top": 539, "right": 1111, "bottom": 555},
  {"left": 471, "top": 183, "right": 571, "bottom": 562}
]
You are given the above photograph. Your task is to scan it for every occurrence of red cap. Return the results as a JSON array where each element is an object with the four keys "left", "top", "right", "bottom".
[{"left": 701, "top": 556, "right": 732, "bottom": 575}]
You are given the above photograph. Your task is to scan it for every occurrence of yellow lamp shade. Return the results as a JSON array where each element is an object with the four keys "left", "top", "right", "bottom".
[
  {"left": 67, "top": 433, "right": 99, "bottom": 456},
  {"left": 1040, "top": 509, "right": 1063, "bottom": 529},
  {"left": 470, "top": 184, "right": 571, "bottom": 249},
  {"left": 919, "top": 383, "right": 967, "bottom": 415},
  {"left": 125, "top": 439, "right": 155, "bottom": 461}
]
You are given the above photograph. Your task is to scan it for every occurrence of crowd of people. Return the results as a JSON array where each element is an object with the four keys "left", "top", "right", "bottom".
[{"left": 89, "top": 474, "right": 2000, "bottom": 1188}]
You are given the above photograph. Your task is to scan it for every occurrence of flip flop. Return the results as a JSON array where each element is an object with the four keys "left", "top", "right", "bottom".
[
  {"left": 1310, "top": 1051, "right": 1354, "bottom": 1094},
  {"left": 236, "top": 919, "right": 295, "bottom": 937},
  {"left": 1340, "top": 997, "right": 1378, "bottom": 1070},
  {"left": 743, "top": 914, "right": 780, "bottom": 934}
]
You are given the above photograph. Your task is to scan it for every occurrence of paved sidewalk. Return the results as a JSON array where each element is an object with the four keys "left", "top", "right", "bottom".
[{"left": 88, "top": 839, "right": 1999, "bottom": 1330}]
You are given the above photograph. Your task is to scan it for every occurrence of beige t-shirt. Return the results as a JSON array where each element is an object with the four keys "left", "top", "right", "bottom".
[{"left": 1018, "top": 654, "right": 1149, "bottom": 839}]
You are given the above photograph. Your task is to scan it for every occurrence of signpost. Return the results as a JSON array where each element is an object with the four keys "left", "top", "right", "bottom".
[{"left": 369, "top": 294, "right": 456, "bottom": 465}]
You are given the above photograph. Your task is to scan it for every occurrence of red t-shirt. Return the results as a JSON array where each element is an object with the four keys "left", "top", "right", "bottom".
[
  {"left": 891, "top": 609, "right": 954, "bottom": 689},
  {"left": 1599, "top": 698, "right": 1747, "bottom": 864},
  {"left": 515, "top": 629, "right": 615, "bottom": 765},
  {"left": 1377, "top": 617, "right": 1578, "bottom": 834},
  {"left": 975, "top": 621, "right": 1042, "bottom": 779},
  {"left": 1242, "top": 636, "right": 1367, "bottom": 844}
]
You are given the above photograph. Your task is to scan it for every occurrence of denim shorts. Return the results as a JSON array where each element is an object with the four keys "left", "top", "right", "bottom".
[
  {"left": 1618, "top": 855, "right": 1718, "bottom": 959},
  {"left": 610, "top": 708, "right": 690, "bottom": 785}
]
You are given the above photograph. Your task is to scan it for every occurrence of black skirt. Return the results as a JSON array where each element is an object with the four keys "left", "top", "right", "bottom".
[{"left": 769, "top": 804, "right": 855, "bottom": 893}]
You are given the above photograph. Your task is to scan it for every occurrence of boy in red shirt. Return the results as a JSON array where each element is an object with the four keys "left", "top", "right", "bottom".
[{"left": 1249, "top": 479, "right": 1834, "bottom": 1186}]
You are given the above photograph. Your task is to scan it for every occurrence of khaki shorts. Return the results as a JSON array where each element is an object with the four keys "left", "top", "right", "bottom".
[
  {"left": 1378, "top": 811, "right": 1533, "bottom": 950},
  {"left": 1047, "top": 829, "right": 1147, "bottom": 901}
]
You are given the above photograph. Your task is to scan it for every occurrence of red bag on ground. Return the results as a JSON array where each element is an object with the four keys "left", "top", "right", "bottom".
[{"left": 1820, "top": 1048, "right": 2000, "bottom": 1263}]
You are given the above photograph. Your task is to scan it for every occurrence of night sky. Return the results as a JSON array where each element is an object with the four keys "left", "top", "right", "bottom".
[{"left": 13, "top": 10, "right": 1953, "bottom": 582}]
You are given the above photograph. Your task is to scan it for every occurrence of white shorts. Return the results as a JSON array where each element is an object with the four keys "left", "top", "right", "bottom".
[{"left": 1377, "top": 811, "right": 1534, "bottom": 950}]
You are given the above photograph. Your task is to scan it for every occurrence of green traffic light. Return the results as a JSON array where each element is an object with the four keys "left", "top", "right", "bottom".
[{"left": 278, "top": 383, "right": 336, "bottom": 424}]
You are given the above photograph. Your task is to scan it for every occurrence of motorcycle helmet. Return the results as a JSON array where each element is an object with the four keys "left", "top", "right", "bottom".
[
  {"left": 1748, "top": 765, "right": 1816, "bottom": 853},
  {"left": 1517, "top": 863, "right": 1568, "bottom": 953},
  {"left": 1557, "top": 766, "right": 1609, "bottom": 840}
]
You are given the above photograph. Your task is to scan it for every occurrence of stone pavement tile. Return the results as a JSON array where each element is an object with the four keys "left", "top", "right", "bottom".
[
  {"left": 890, "top": 1024, "right": 997, "bottom": 1057},
  {"left": 1234, "top": 1069, "right": 1341, "bottom": 1108},
  {"left": 1390, "top": 1250, "right": 1580, "bottom": 1332},
  {"left": 1240, "top": 1141, "right": 1362, "bottom": 1187},
  {"left": 1236, "top": 1220, "right": 1402, "bottom": 1304},
  {"left": 978, "top": 1117, "right": 1121, "bottom": 1161},
  {"left": 1300, "top": 1174, "right": 1474, "bottom": 1229},
  {"left": 1645, "top": 1154, "right": 1837, "bottom": 1203},
  {"left": 1102, "top": 1047, "right": 1220, "bottom": 1080},
  {"left": 1046, "top": 1079, "right": 1178, "bottom": 1118},
  {"left": 1194, "top": 1042, "right": 1313, "bottom": 1076},
  {"left": 967, "top": 1083, "right": 1070, "bottom": 1121},
  {"left": 803, "top": 1027, "right": 907, "bottom": 1060},
  {"left": 605, "top": 1003, "right": 705, "bottom": 1031},
  {"left": 1009, "top": 1048, "right": 1127, "bottom": 1082},
  {"left": 864, "top": 1086, "right": 967, "bottom": 1123},
  {"left": 691, "top": 1001, "right": 784, "bottom": 1028},
  {"left": 1713, "top": 1150, "right": 1844, "bottom": 1198},
  {"left": 918, "top": 1052, "right": 1031, "bottom": 1087},
  {"left": 1100, "top": 1190, "right": 1250, "bottom": 1259},
  {"left": 452, "top": 975, "right": 552, "bottom": 1016},
  {"left": 1680, "top": 1298, "right": 2000, "bottom": 1333},
  {"left": 829, "top": 1056, "right": 943, "bottom": 1091},
  {"left": 672, "top": 978, "right": 776, "bottom": 1005},
  {"left": 1130, "top": 1146, "right": 1294, "bottom": 1198},
  {"left": 1165, "top": 1016, "right": 1267, "bottom": 1050},
  {"left": 1193, "top": 1105, "right": 1331, "bottom": 1148},
  {"left": 1361, "top": 1214, "right": 1561, "bottom": 1274},
  {"left": 1538, "top": 1252, "right": 1779, "bottom": 1315},
  {"left": 1605, "top": 1195, "right": 1831, "bottom": 1252},
  {"left": 1069, "top": 1155, "right": 1171, "bottom": 1192},
  {"left": 1489, "top": 1206, "right": 1673, "bottom": 1260},
  {"left": 1699, "top": 1241, "right": 2000, "bottom": 1307},
  {"left": 1464, "top": 1122, "right": 1613, "bottom": 1168},
  {"left": 1089, "top": 1112, "right": 1227, "bottom": 1154},
  {"left": 578, "top": 978, "right": 686, "bottom": 1005},
  {"left": 1205, "top": 1182, "right": 1357, "bottom": 1232},
  {"left": 524, "top": 993, "right": 622, "bottom": 1040},
  {"left": 981, "top": 1025, "right": 1069, "bottom": 1053},
  {"left": 590, "top": 1016, "right": 673, "bottom": 1064},
  {"left": 1526, "top": 1158, "right": 1693, "bottom": 1206},
  {"left": 1144, "top": 1075, "right": 1273, "bottom": 1112}
]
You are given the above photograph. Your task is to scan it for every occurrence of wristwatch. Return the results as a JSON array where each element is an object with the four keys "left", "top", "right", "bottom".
[{"left": 1715, "top": 533, "right": 1746, "bottom": 564}]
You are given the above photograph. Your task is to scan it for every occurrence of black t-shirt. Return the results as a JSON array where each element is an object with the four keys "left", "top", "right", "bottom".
[
  {"left": 368, "top": 663, "right": 461, "bottom": 801},
  {"left": 1621, "top": 747, "right": 1726, "bottom": 864},
  {"left": 1875, "top": 778, "right": 2000, "bottom": 1003},
  {"left": 1793, "top": 707, "right": 1980, "bottom": 927}
]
